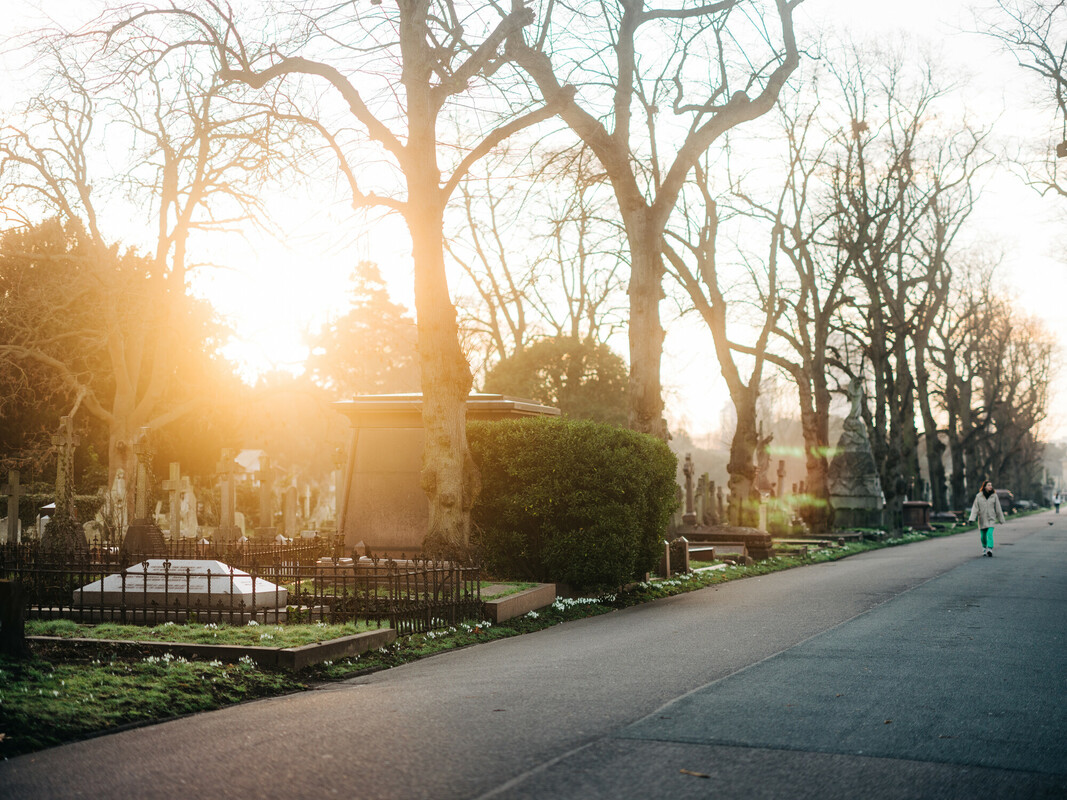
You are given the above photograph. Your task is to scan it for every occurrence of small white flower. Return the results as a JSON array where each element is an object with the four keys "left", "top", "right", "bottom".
[
  {"left": 246, "top": 620, "right": 260, "bottom": 627},
  {"left": 525, "top": 611, "right": 539, "bottom": 619}
]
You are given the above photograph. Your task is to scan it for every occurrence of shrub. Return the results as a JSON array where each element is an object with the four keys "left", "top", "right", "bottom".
[{"left": 468, "top": 417, "right": 678, "bottom": 591}]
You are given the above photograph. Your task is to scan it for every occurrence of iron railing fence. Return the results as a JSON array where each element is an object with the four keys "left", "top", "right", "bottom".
[{"left": 1, "top": 552, "right": 481, "bottom": 635}]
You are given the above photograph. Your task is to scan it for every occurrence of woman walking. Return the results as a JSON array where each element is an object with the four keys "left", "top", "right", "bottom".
[{"left": 968, "top": 480, "right": 1006, "bottom": 557}]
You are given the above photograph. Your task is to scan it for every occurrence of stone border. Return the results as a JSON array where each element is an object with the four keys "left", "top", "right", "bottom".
[
  {"left": 27, "top": 627, "right": 396, "bottom": 671},
  {"left": 482, "top": 584, "right": 555, "bottom": 623}
]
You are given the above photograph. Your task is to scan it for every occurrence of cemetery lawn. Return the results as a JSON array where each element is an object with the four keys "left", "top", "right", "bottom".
[
  {"left": 0, "top": 652, "right": 305, "bottom": 758},
  {"left": 0, "top": 523, "right": 993, "bottom": 759},
  {"left": 24, "top": 619, "right": 379, "bottom": 647}
]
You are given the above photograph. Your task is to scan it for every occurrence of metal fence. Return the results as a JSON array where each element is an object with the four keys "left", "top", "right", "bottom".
[{"left": 1, "top": 544, "right": 482, "bottom": 635}]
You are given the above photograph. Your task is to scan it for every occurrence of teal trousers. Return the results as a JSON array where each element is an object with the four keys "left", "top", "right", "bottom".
[{"left": 980, "top": 527, "right": 995, "bottom": 549}]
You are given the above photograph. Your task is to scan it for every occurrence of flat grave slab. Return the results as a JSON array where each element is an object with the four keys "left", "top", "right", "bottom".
[{"left": 76, "top": 559, "right": 288, "bottom": 609}]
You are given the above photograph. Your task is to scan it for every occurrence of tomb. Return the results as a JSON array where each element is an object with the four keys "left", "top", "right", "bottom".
[
  {"left": 76, "top": 559, "right": 288, "bottom": 613},
  {"left": 335, "top": 393, "right": 559, "bottom": 556}
]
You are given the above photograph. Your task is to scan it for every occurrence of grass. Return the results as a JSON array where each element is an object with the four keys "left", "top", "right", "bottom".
[
  {"left": 0, "top": 653, "right": 304, "bottom": 757},
  {"left": 0, "top": 520, "right": 1030, "bottom": 759},
  {"left": 479, "top": 580, "right": 537, "bottom": 598},
  {"left": 24, "top": 619, "right": 379, "bottom": 648}
]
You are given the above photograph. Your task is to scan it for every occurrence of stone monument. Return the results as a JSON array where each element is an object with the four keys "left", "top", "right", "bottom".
[
  {"left": 215, "top": 449, "right": 242, "bottom": 542},
  {"left": 41, "top": 416, "right": 89, "bottom": 561},
  {"left": 2, "top": 470, "right": 23, "bottom": 545},
  {"left": 335, "top": 393, "right": 560, "bottom": 556},
  {"left": 77, "top": 559, "right": 288, "bottom": 622},
  {"left": 122, "top": 429, "right": 169, "bottom": 561},
  {"left": 828, "top": 377, "right": 885, "bottom": 528}
]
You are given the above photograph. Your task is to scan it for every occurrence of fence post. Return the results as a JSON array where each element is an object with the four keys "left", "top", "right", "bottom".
[{"left": 0, "top": 579, "right": 30, "bottom": 659}]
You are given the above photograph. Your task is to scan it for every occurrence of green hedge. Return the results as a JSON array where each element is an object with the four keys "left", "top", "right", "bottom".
[{"left": 468, "top": 417, "right": 678, "bottom": 591}]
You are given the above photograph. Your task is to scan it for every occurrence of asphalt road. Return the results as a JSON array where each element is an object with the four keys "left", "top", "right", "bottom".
[{"left": 3, "top": 513, "right": 1065, "bottom": 799}]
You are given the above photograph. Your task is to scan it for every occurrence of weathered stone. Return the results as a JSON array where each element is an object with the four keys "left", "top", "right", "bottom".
[
  {"left": 828, "top": 377, "right": 885, "bottom": 528},
  {"left": 334, "top": 394, "right": 559, "bottom": 556},
  {"left": 77, "top": 559, "right": 287, "bottom": 609}
]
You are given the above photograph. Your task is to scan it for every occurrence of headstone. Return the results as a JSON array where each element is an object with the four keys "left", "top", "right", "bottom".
[
  {"left": 682, "top": 453, "right": 697, "bottom": 526},
  {"left": 828, "top": 377, "right": 885, "bottom": 528},
  {"left": 758, "top": 502, "right": 768, "bottom": 533},
  {"left": 77, "top": 559, "right": 288, "bottom": 612},
  {"left": 122, "top": 429, "right": 168, "bottom": 561},
  {"left": 180, "top": 482, "right": 199, "bottom": 539},
  {"left": 41, "top": 416, "right": 89, "bottom": 561},
  {"left": 103, "top": 468, "right": 128, "bottom": 541},
  {"left": 777, "top": 460, "right": 787, "bottom": 498},
  {"left": 2, "top": 470, "right": 22, "bottom": 545},
  {"left": 755, "top": 424, "right": 775, "bottom": 496},
  {"left": 161, "top": 462, "right": 187, "bottom": 540},
  {"left": 255, "top": 456, "right": 275, "bottom": 537},
  {"left": 284, "top": 486, "right": 298, "bottom": 537},
  {"left": 215, "top": 449, "right": 240, "bottom": 541}
]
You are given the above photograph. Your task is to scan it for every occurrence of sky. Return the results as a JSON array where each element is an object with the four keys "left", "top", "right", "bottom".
[{"left": 4, "top": 0, "right": 1067, "bottom": 442}]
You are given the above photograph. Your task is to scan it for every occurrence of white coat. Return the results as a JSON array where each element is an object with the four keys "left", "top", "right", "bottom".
[{"left": 968, "top": 491, "right": 1006, "bottom": 529}]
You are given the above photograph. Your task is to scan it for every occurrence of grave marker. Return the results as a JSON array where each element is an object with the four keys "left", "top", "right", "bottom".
[
  {"left": 161, "top": 462, "right": 189, "bottom": 540},
  {"left": 216, "top": 449, "right": 240, "bottom": 541},
  {"left": 255, "top": 456, "right": 275, "bottom": 537},
  {"left": 2, "top": 470, "right": 22, "bottom": 544}
]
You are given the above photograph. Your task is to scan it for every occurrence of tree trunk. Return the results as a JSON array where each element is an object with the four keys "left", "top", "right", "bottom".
[
  {"left": 625, "top": 215, "right": 667, "bottom": 439},
  {"left": 727, "top": 388, "right": 759, "bottom": 527},
  {"left": 797, "top": 381, "right": 832, "bottom": 533},
  {"left": 406, "top": 139, "right": 478, "bottom": 559}
]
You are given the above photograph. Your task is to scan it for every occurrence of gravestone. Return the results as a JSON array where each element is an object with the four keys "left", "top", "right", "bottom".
[
  {"left": 283, "top": 486, "right": 298, "bottom": 538},
  {"left": 41, "top": 416, "right": 89, "bottom": 561},
  {"left": 828, "top": 377, "right": 885, "bottom": 528},
  {"left": 682, "top": 454, "right": 698, "bottom": 526},
  {"left": 122, "top": 429, "right": 168, "bottom": 561},
  {"left": 215, "top": 449, "right": 241, "bottom": 542},
  {"left": 161, "top": 462, "right": 189, "bottom": 540},
  {"left": 255, "top": 456, "right": 275, "bottom": 538},
  {"left": 335, "top": 393, "right": 560, "bottom": 555},
  {"left": 2, "top": 470, "right": 22, "bottom": 545},
  {"left": 77, "top": 559, "right": 288, "bottom": 617}
]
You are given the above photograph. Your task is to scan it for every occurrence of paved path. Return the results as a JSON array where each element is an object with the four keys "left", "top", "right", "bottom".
[{"left": 3, "top": 513, "right": 1065, "bottom": 799}]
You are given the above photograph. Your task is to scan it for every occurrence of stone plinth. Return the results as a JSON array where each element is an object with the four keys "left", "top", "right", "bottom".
[
  {"left": 680, "top": 525, "right": 774, "bottom": 561},
  {"left": 902, "top": 500, "right": 933, "bottom": 531},
  {"left": 77, "top": 559, "right": 287, "bottom": 609},
  {"left": 335, "top": 393, "right": 560, "bottom": 556}
]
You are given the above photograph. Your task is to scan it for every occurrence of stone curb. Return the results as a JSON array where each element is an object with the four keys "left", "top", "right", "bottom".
[
  {"left": 26, "top": 627, "right": 397, "bottom": 671},
  {"left": 482, "top": 584, "right": 556, "bottom": 623}
]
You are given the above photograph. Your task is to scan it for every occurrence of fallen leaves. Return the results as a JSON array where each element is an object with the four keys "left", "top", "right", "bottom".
[{"left": 679, "top": 769, "right": 710, "bottom": 779}]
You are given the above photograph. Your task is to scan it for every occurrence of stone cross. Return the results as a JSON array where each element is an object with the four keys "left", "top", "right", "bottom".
[
  {"left": 256, "top": 456, "right": 274, "bottom": 533},
  {"left": 682, "top": 453, "right": 697, "bottom": 526},
  {"left": 51, "top": 416, "right": 80, "bottom": 520},
  {"left": 284, "top": 485, "right": 297, "bottom": 537},
  {"left": 2, "top": 470, "right": 22, "bottom": 544},
  {"left": 217, "top": 449, "right": 238, "bottom": 533},
  {"left": 161, "top": 462, "right": 188, "bottom": 540},
  {"left": 132, "top": 427, "right": 152, "bottom": 522},
  {"left": 777, "top": 459, "right": 787, "bottom": 498}
]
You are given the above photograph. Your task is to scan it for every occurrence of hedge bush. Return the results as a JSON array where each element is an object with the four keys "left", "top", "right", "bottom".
[{"left": 468, "top": 417, "right": 678, "bottom": 591}]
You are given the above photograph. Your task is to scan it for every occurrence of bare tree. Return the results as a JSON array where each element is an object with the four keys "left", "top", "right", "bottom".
[
  {"left": 984, "top": 1, "right": 1067, "bottom": 196},
  {"left": 724, "top": 93, "right": 851, "bottom": 533},
  {"left": 0, "top": 42, "right": 278, "bottom": 507},
  {"left": 663, "top": 159, "right": 786, "bottom": 526},
  {"left": 447, "top": 143, "right": 626, "bottom": 372},
  {"left": 508, "top": 0, "right": 803, "bottom": 438},
  {"left": 107, "top": 1, "right": 566, "bottom": 555},
  {"left": 825, "top": 43, "right": 990, "bottom": 523}
]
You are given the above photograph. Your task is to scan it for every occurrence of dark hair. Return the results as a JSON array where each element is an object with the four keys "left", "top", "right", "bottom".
[{"left": 982, "top": 480, "right": 994, "bottom": 498}]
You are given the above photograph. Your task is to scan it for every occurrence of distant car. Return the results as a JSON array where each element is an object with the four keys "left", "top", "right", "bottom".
[{"left": 1014, "top": 499, "right": 1037, "bottom": 511}]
